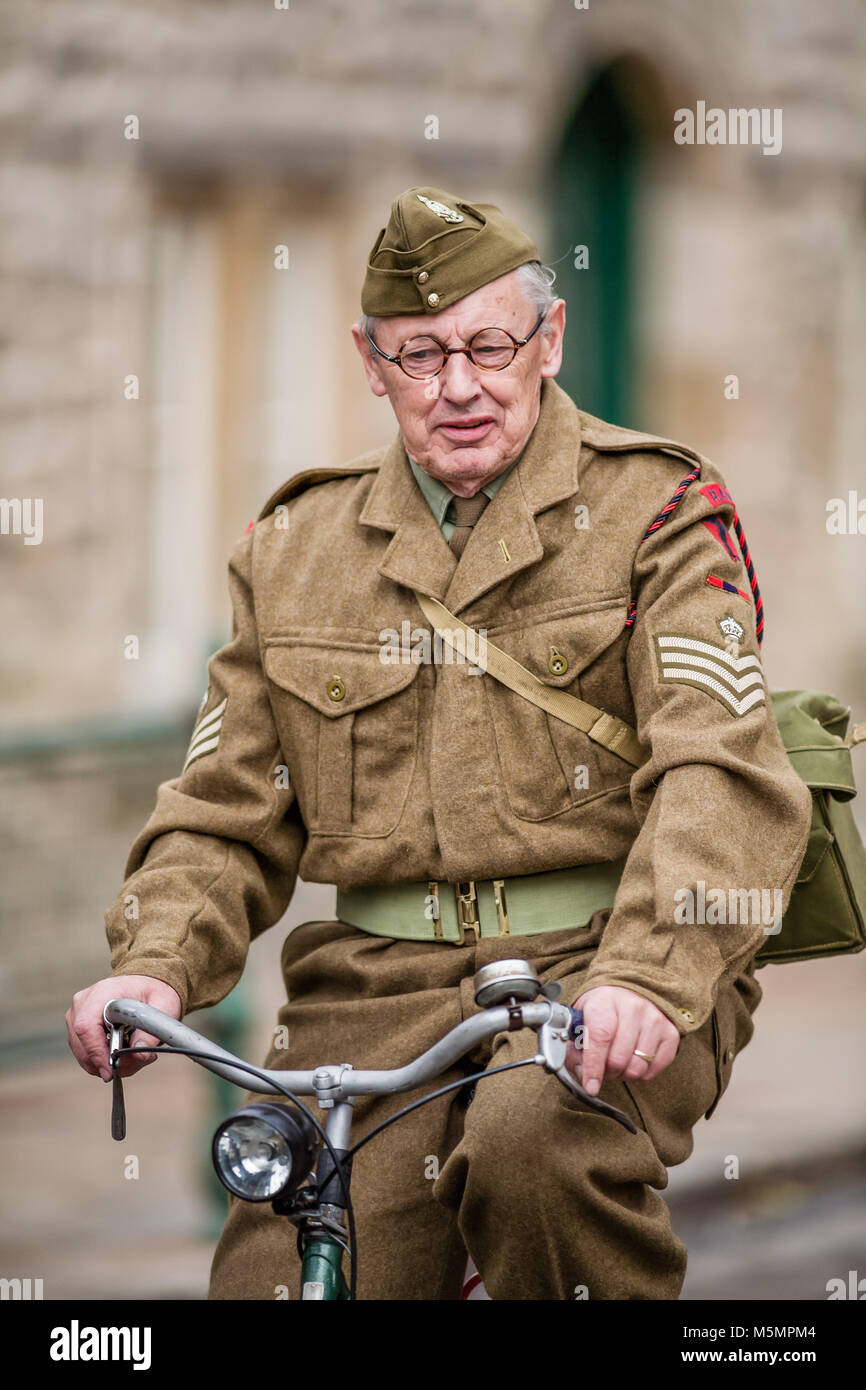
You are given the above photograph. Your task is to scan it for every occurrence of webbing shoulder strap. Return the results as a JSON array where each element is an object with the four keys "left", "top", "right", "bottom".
[{"left": 414, "top": 590, "right": 648, "bottom": 769}]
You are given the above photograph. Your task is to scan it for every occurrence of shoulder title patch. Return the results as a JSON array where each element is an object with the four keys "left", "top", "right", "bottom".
[{"left": 699, "top": 483, "right": 733, "bottom": 508}]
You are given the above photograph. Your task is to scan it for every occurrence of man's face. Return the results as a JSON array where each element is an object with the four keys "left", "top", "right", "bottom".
[{"left": 352, "top": 270, "right": 566, "bottom": 498}]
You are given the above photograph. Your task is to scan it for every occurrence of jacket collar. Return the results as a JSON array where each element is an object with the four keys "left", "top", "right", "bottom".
[{"left": 359, "top": 377, "right": 582, "bottom": 615}]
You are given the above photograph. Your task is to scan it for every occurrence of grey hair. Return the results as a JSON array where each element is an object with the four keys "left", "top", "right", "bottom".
[
  {"left": 511, "top": 261, "right": 559, "bottom": 332},
  {"left": 359, "top": 260, "right": 559, "bottom": 344}
]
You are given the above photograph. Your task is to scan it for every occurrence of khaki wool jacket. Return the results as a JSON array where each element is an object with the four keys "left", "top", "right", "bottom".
[{"left": 106, "top": 378, "right": 812, "bottom": 1038}]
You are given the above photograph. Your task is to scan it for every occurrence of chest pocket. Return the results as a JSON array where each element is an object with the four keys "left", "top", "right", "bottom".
[
  {"left": 482, "top": 599, "right": 634, "bottom": 821},
  {"left": 263, "top": 639, "right": 421, "bottom": 837}
]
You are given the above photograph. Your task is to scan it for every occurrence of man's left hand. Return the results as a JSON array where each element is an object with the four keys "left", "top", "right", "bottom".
[{"left": 567, "top": 985, "right": 681, "bottom": 1094}]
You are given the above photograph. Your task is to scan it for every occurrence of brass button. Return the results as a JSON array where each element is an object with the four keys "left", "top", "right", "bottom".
[
  {"left": 427, "top": 292, "right": 440, "bottom": 307},
  {"left": 548, "top": 646, "right": 568, "bottom": 676},
  {"left": 724, "top": 1047, "right": 735, "bottom": 1064},
  {"left": 417, "top": 270, "right": 429, "bottom": 284},
  {"left": 678, "top": 1008, "right": 695, "bottom": 1024},
  {"left": 326, "top": 677, "right": 346, "bottom": 702}
]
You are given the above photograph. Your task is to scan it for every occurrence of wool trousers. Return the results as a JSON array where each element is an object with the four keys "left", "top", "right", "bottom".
[{"left": 208, "top": 912, "right": 760, "bottom": 1301}]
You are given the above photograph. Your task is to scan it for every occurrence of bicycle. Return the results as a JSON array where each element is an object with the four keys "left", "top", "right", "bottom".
[{"left": 104, "top": 957, "right": 636, "bottom": 1301}]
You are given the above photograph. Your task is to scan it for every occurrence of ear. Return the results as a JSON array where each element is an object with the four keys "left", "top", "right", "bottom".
[
  {"left": 539, "top": 299, "right": 566, "bottom": 380},
  {"left": 351, "top": 322, "right": 389, "bottom": 399}
]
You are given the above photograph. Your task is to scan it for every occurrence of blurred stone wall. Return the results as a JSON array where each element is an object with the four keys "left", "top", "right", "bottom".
[{"left": 1, "top": 0, "right": 864, "bottom": 1050}]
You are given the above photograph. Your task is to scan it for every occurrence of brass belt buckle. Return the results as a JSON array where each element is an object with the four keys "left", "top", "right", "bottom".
[
  {"left": 454, "top": 881, "right": 479, "bottom": 945},
  {"left": 426, "top": 881, "right": 443, "bottom": 942},
  {"left": 492, "top": 879, "right": 510, "bottom": 936}
]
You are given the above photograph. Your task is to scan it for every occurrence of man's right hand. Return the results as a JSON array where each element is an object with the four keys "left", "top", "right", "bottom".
[{"left": 66, "top": 975, "right": 182, "bottom": 1082}]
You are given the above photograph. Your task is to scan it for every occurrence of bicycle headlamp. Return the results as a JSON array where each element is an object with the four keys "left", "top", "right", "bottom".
[{"left": 212, "top": 1102, "right": 319, "bottom": 1202}]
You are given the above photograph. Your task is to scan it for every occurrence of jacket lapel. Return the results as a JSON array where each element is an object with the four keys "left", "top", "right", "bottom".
[
  {"left": 443, "top": 378, "right": 582, "bottom": 614},
  {"left": 359, "top": 433, "right": 457, "bottom": 599}
]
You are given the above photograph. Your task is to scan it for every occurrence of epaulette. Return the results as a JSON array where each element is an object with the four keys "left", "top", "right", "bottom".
[
  {"left": 578, "top": 409, "right": 707, "bottom": 473},
  {"left": 580, "top": 407, "right": 716, "bottom": 549},
  {"left": 256, "top": 456, "right": 381, "bottom": 522}
]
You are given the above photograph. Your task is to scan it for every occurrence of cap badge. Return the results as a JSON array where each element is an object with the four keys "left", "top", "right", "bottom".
[{"left": 416, "top": 193, "right": 464, "bottom": 223}]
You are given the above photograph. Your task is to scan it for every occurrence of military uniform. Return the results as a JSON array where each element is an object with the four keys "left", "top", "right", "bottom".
[{"left": 105, "top": 187, "right": 812, "bottom": 1300}]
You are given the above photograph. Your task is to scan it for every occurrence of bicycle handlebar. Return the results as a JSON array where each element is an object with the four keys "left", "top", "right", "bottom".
[{"left": 103, "top": 996, "right": 637, "bottom": 1132}]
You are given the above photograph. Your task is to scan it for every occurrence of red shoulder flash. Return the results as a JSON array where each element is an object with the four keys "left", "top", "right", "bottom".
[
  {"left": 699, "top": 482, "right": 739, "bottom": 558},
  {"left": 699, "top": 481, "right": 765, "bottom": 646},
  {"left": 244, "top": 520, "right": 255, "bottom": 535},
  {"left": 701, "top": 515, "right": 740, "bottom": 562}
]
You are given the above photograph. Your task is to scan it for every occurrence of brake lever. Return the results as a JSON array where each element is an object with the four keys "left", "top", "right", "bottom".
[
  {"left": 552, "top": 1064, "right": 637, "bottom": 1133},
  {"left": 106, "top": 1022, "right": 129, "bottom": 1142},
  {"left": 536, "top": 1008, "right": 637, "bottom": 1134}
]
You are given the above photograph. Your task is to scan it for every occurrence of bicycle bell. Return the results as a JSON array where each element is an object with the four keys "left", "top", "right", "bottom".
[{"left": 473, "top": 959, "right": 542, "bottom": 1008}]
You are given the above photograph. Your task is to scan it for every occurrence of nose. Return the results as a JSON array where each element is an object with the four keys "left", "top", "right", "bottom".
[{"left": 439, "top": 349, "right": 483, "bottom": 404}]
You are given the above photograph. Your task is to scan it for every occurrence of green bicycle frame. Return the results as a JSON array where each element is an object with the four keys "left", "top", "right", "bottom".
[{"left": 300, "top": 1234, "right": 350, "bottom": 1300}]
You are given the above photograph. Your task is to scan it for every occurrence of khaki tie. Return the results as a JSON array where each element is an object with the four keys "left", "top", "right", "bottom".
[{"left": 448, "top": 491, "right": 490, "bottom": 558}]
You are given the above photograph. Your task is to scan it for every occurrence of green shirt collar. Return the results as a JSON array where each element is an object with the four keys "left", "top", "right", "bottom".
[{"left": 407, "top": 450, "right": 521, "bottom": 529}]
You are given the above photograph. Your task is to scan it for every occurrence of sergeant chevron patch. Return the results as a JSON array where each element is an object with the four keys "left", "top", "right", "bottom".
[
  {"left": 654, "top": 634, "right": 765, "bottom": 717},
  {"left": 183, "top": 696, "right": 227, "bottom": 770}
]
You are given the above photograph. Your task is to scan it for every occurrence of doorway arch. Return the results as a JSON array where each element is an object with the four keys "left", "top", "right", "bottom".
[{"left": 548, "top": 57, "right": 666, "bottom": 427}]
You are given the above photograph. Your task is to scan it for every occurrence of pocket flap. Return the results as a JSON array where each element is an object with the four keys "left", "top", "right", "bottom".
[
  {"left": 264, "top": 641, "right": 419, "bottom": 717},
  {"left": 486, "top": 600, "right": 629, "bottom": 687},
  {"left": 797, "top": 815, "right": 834, "bottom": 884}
]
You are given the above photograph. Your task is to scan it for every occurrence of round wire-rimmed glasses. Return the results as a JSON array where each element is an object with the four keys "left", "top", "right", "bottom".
[{"left": 365, "top": 310, "right": 548, "bottom": 379}]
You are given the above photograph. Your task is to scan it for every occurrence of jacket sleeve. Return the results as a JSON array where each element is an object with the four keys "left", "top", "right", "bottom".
[
  {"left": 581, "top": 460, "right": 813, "bottom": 1035},
  {"left": 104, "top": 527, "right": 306, "bottom": 1015}
]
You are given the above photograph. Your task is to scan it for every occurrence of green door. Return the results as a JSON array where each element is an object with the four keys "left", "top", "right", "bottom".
[{"left": 550, "top": 67, "right": 642, "bottom": 426}]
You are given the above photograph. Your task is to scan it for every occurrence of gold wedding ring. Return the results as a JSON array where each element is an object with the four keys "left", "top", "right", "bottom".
[{"left": 633, "top": 1049, "right": 655, "bottom": 1064}]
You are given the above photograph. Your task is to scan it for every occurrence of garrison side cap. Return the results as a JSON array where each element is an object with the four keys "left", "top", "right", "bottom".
[{"left": 361, "top": 185, "right": 541, "bottom": 317}]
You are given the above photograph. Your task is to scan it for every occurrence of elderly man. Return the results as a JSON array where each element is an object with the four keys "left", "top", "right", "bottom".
[{"left": 68, "top": 186, "right": 811, "bottom": 1300}]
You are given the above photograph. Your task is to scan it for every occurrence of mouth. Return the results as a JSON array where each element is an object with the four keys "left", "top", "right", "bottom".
[{"left": 438, "top": 416, "right": 496, "bottom": 442}]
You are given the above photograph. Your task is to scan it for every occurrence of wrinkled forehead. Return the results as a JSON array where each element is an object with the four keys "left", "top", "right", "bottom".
[{"left": 373, "top": 270, "right": 530, "bottom": 346}]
